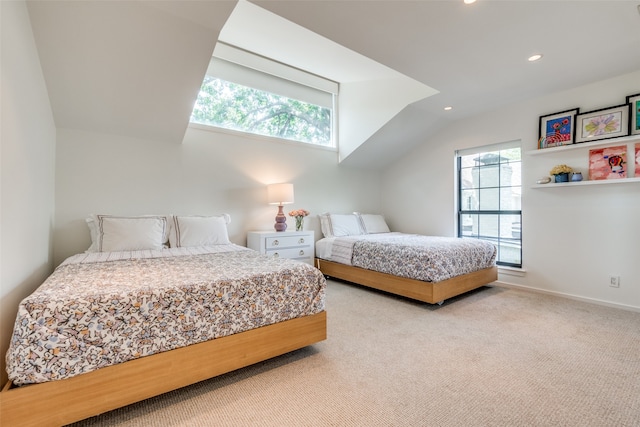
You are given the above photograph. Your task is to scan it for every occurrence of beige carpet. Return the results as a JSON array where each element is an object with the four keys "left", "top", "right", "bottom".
[{"left": 69, "top": 281, "right": 640, "bottom": 427}]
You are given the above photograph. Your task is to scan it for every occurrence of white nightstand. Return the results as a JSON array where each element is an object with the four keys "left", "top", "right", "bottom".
[{"left": 247, "top": 230, "right": 314, "bottom": 265}]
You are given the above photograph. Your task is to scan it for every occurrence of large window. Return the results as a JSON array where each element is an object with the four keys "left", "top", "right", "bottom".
[
  {"left": 457, "top": 142, "right": 522, "bottom": 267},
  {"left": 191, "top": 77, "right": 332, "bottom": 146},
  {"left": 190, "top": 43, "right": 337, "bottom": 147}
]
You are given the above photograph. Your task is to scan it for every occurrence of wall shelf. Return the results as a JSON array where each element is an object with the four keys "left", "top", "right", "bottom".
[
  {"left": 527, "top": 134, "right": 640, "bottom": 156},
  {"left": 528, "top": 134, "right": 639, "bottom": 188},
  {"left": 531, "top": 177, "right": 640, "bottom": 189}
]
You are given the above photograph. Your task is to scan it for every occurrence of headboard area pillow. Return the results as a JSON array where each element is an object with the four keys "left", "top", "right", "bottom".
[
  {"left": 169, "top": 214, "right": 231, "bottom": 248},
  {"left": 318, "top": 213, "right": 332, "bottom": 238},
  {"left": 318, "top": 213, "right": 364, "bottom": 238},
  {"left": 357, "top": 213, "right": 391, "bottom": 234},
  {"left": 89, "top": 215, "right": 168, "bottom": 252}
]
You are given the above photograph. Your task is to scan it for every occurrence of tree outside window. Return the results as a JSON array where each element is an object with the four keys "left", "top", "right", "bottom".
[{"left": 191, "top": 77, "right": 333, "bottom": 146}]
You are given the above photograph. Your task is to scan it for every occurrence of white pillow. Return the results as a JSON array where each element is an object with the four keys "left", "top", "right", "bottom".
[
  {"left": 93, "top": 215, "right": 168, "bottom": 252},
  {"left": 321, "top": 213, "right": 364, "bottom": 237},
  {"left": 169, "top": 214, "right": 231, "bottom": 247},
  {"left": 86, "top": 217, "right": 99, "bottom": 252},
  {"left": 86, "top": 215, "right": 170, "bottom": 252},
  {"left": 359, "top": 214, "right": 391, "bottom": 234},
  {"left": 319, "top": 213, "right": 332, "bottom": 238}
]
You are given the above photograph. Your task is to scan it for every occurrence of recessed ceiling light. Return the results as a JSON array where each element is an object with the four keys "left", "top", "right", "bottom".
[
  {"left": 464, "top": 0, "right": 477, "bottom": 4},
  {"left": 528, "top": 54, "right": 543, "bottom": 62},
  {"left": 444, "top": 106, "right": 453, "bottom": 111}
]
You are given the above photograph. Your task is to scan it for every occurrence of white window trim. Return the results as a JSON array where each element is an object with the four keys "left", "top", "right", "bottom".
[
  {"left": 188, "top": 122, "right": 338, "bottom": 152},
  {"left": 191, "top": 42, "right": 338, "bottom": 148}
]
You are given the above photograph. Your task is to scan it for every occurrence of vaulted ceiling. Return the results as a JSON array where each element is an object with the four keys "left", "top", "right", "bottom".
[
  {"left": 27, "top": 1, "right": 235, "bottom": 143},
  {"left": 27, "top": 1, "right": 640, "bottom": 169}
]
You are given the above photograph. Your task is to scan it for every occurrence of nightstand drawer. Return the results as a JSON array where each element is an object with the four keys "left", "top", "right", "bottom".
[
  {"left": 266, "top": 247, "right": 312, "bottom": 260},
  {"left": 247, "top": 231, "right": 315, "bottom": 265},
  {"left": 265, "top": 235, "right": 310, "bottom": 249}
]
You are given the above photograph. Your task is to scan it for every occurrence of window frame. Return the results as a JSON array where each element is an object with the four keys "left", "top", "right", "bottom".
[
  {"left": 456, "top": 143, "right": 522, "bottom": 268},
  {"left": 190, "top": 43, "right": 339, "bottom": 148}
]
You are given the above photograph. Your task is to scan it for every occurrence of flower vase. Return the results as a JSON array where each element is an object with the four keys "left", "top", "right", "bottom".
[
  {"left": 295, "top": 216, "right": 304, "bottom": 231},
  {"left": 555, "top": 173, "right": 569, "bottom": 183}
]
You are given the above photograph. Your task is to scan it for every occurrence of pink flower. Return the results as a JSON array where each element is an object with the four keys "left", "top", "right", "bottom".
[{"left": 288, "top": 209, "right": 310, "bottom": 218}]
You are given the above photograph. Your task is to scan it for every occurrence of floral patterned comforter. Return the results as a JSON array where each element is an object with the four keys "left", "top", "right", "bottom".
[
  {"left": 326, "top": 233, "right": 496, "bottom": 282},
  {"left": 6, "top": 247, "right": 326, "bottom": 386}
]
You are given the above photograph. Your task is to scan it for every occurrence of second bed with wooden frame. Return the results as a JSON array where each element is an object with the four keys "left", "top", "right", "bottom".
[
  {"left": 316, "top": 258, "right": 497, "bottom": 304},
  {"left": 314, "top": 215, "right": 498, "bottom": 304}
]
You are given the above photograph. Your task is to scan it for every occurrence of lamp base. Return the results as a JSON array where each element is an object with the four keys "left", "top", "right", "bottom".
[{"left": 274, "top": 205, "right": 287, "bottom": 232}]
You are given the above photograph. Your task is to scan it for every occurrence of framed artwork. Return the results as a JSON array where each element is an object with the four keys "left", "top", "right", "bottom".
[
  {"left": 576, "top": 104, "right": 629, "bottom": 143},
  {"left": 589, "top": 145, "right": 627, "bottom": 180},
  {"left": 538, "top": 108, "right": 578, "bottom": 149},
  {"left": 626, "top": 93, "right": 640, "bottom": 136},
  {"left": 636, "top": 143, "right": 640, "bottom": 177}
]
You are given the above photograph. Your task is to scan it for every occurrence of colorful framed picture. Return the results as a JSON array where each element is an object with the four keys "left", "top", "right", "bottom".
[
  {"left": 575, "top": 104, "right": 630, "bottom": 143},
  {"left": 589, "top": 145, "right": 627, "bottom": 180},
  {"left": 636, "top": 143, "right": 640, "bottom": 177},
  {"left": 626, "top": 93, "right": 640, "bottom": 136},
  {"left": 538, "top": 108, "right": 579, "bottom": 149}
]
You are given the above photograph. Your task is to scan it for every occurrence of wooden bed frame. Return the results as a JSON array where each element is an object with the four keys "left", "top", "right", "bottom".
[
  {"left": 0, "top": 311, "right": 326, "bottom": 427},
  {"left": 316, "top": 258, "right": 497, "bottom": 304}
]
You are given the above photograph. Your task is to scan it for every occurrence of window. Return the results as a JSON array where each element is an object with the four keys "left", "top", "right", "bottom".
[
  {"left": 191, "top": 77, "right": 332, "bottom": 146},
  {"left": 456, "top": 142, "right": 522, "bottom": 267},
  {"left": 190, "top": 43, "right": 337, "bottom": 147}
]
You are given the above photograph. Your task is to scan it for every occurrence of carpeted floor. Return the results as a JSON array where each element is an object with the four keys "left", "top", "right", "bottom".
[{"left": 69, "top": 280, "right": 640, "bottom": 427}]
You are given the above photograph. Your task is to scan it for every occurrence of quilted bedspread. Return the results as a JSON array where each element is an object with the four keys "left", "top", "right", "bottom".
[
  {"left": 328, "top": 233, "right": 496, "bottom": 282},
  {"left": 6, "top": 247, "right": 326, "bottom": 386}
]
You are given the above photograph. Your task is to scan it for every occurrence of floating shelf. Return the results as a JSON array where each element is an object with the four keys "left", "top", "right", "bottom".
[
  {"left": 531, "top": 177, "right": 640, "bottom": 189},
  {"left": 528, "top": 134, "right": 639, "bottom": 188}
]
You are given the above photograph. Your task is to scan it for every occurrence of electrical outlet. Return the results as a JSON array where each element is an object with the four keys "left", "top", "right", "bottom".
[{"left": 609, "top": 276, "right": 620, "bottom": 288}]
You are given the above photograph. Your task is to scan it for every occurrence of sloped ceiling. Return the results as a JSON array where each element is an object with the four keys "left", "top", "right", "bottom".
[
  {"left": 26, "top": 0, "right": 640, "bottom": 169},
  {"left": 216, "top": 0, "right": 439, "bottom": 163},
  {"left": 255, "top": 0, "right": 640, "bottom": 168},
  {"left": 27, "top": 0, "right": 235, "bottom": 143}
]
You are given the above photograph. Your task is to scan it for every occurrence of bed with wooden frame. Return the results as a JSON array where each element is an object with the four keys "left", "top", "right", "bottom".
[
  {"left": 316, "top": 258, "right": 496, "bottom": 304},
  {"left": 315, "top": 213, "right": 497, "bottom": 304},
  {"left": 1, "top": 312, "right": 326, "bottom": 427},
  {"left": 1, "top": 215, "right": 326, "bottom": 426}
]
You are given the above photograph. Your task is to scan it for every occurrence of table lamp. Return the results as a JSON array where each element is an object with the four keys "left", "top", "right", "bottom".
[{"left": 267, "top": 183, "right": 294, "bottom": 232}]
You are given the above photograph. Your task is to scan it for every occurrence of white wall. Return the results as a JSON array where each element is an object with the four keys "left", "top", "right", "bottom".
[
  {"left": 54, "top": 127, "right": 382, "bottom": 265},
  {"left": 4, "top": 5, "right": 637, "bottom": 393},
  {"left": 0, "top": 1, "right": 56, "bottom": 384},
  {"left": 382, "top": 70, "right": 640, "bottom": 311}
]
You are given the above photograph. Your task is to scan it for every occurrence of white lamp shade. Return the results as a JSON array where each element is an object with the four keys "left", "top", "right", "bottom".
[{"left": 267, "top": 183, "right": 294, "bottom": 205}]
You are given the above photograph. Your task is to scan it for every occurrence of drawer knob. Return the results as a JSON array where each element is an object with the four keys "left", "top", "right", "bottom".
[
  {"left": 299, "top": 250, "right": 305, "bottom": 256},
  {"left": 298, "top": 238, "right": 305, "bottom": 244},
  {"left": 272, "top": 240, "right": 279, "bottom": 246},
  {"left": 273, "top": 252, "right": 279, "bottom": 258}
]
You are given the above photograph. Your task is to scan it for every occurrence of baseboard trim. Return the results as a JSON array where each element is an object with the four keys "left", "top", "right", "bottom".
[{"left": 492, "top": 280, "right": 640, "bottom": 313}]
